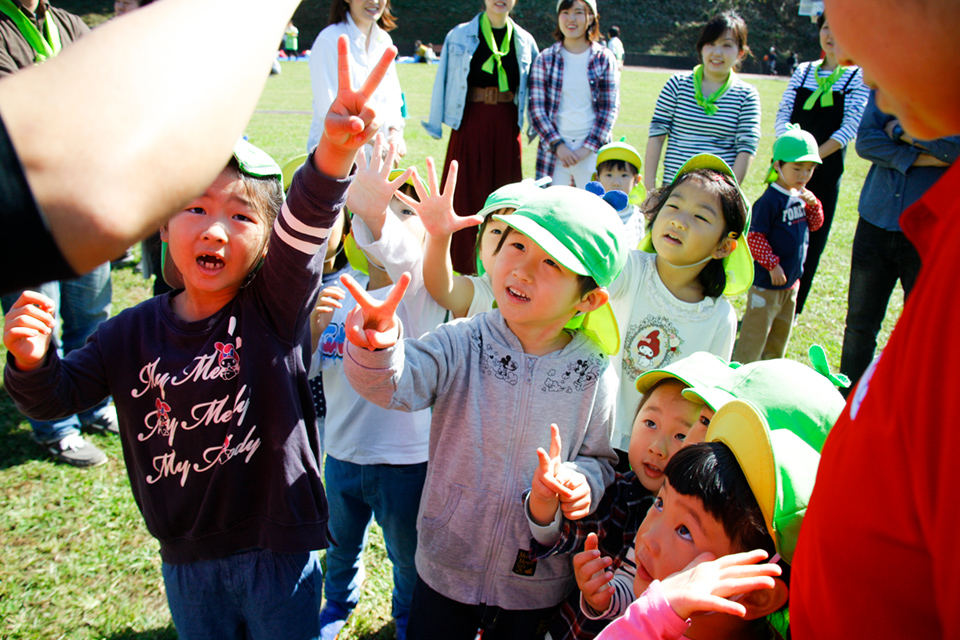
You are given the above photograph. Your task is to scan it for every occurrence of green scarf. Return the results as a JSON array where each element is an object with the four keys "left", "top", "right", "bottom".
[
  {"left": 0, "top": 0, "right": 60, "bottom": 63},
  {"left": 479, "top": 12, "right": 513, "bottom": 93},
  {"left": 803, "top": 61, "right": 846, "bottom": 110},
  {"left": 692, "top": 64, "right": 734, "bottom": 116}
]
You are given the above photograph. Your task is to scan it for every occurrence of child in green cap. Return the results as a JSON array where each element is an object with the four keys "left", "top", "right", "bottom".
[
  {"left": 591, "top": 354, "right": 846, "bottom": 640},
  {"left": 594, "top": 138, "right": 647, "bottom": 248},
  {"left": 734, "top": 125, "right": 824, "bottom": 363},
  {"left": 3, "top": 43, "right": 393, "bottom": 638},
  {"left": 342, "top": 185, "right": 627, "bottom": 638}
]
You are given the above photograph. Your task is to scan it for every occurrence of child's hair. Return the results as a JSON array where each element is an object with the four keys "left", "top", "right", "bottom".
[
  {"left": 228, "top": 157, "right": 284, "bottom": 239},
  {"left": 642, "top": 170, "right": 747, "bottom": 298},
  {"left": 494, "top": 227, "right": 598, "bottom": 298},
  {"left": 473, "top": 207, "right": 513, "bottom": 263},
  {"left": 597, "top": 159, "right": 639, "bottom": 177},
  {"left": 665, "top": 442, "right": 775, "bottom": 557},
  {"left": 816, "top": 11, "right": 827, "bottom": 31},
  {"left": 608, "top": 25, "right": 619, "bottom": 38},
  {"left": 553, "top": 0, "right": 601, "bottom": 43},
  {"left": 695, "top": 10, "right": 751, "bottom": 68},
  {"left": 329, "top": 0, "right": 397, "bottom": 30}
]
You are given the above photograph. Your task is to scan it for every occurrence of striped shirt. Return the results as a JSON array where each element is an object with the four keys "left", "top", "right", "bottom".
[
  {"left": 775, "top": 61, "right": 869, "bottom": 145},
  {"left": 649, "top": 71, "right": 761, "bottom": 185}
]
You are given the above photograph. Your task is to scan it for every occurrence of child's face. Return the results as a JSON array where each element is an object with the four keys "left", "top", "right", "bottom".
[
  {"left": 633, "top": 479, "right": 738, "bottom": 598},
  {"left": 629, "top": 380, "right": 705, "bottom": 492},
  {"left": 597, "top": 166, "right": 640, "bottom": 197},
  {"left": 478, "top": 209, "right": 513, "bottom": 275},
  {"left": 700, "top": 28, "right": 743, "bottom": 78},
  {"left": 651, "top": 181, "right": 729, "bottom": 267},
  {"left": 161, "top": 168, "right": 269, "bottom": 298},
  {"left": 365, "top": 194, "right": 425, "bottom": 271},
  {"left": 558, "top": 0, "right": 591, "bottom": 42},
  {"left": 777, "top": 161, "right": 817, "bottom": 191},
  {"left": 491, "top": 229, "right": 587, "bottom": 331}
]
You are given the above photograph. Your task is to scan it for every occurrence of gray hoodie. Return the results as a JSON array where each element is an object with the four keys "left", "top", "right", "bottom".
[{"left": 345, "top": 310, "right": 618, "bottom": 609}]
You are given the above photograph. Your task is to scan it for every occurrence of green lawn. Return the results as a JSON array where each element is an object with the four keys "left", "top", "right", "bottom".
[{"left": 0, "top": 61, "right": 899, "bottom": 639}]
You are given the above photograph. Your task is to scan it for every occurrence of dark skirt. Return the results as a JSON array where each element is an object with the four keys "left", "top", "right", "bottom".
[{"left": 442, "top": 100, "right": 522, "bottom": 275}]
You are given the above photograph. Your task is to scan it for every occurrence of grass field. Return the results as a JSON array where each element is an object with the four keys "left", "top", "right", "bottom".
[{"left": 0, "top": 61, "right": 901, "bottom": 639}]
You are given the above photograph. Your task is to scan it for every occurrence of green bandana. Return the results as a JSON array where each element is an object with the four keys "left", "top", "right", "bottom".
[
  {"left": 479, "top": 12, "right": 513, "bottom": 93},
  {"left": 803, "top": 61, "right": 846, "bottom": 110},
  {"left": 692, "top": 64, "right": 734, "bottom": 116},
  {"left": 0, "top": 0, "right": 61, "bottom": 63}
]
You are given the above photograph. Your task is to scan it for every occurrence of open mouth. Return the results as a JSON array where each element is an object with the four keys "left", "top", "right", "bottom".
[
  {"left": 643, "top": 462, "right": 663, "bottom": 477},
  {"left": 506, "top": 286, "right": 530, "bottom": 302},
  {"left": 197, "top": 254, "right": 225, "bottom": 271},
  {"left": 663, "top": 232, "right": 682, "bottom": 245}
]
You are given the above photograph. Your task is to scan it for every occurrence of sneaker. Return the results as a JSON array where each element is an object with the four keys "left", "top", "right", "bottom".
[
  {"left": 85, "top": 405, "right": 120, "bottom": 435},
  {"left": 42, "top": 433, "right": 108, "bottom": 468}
]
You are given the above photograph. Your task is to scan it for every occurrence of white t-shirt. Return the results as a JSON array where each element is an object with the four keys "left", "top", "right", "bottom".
[
  {"left": 557, "top": 47, "right": 596, "bottom": 144},
  {"left": 607, "top": 251, "right": 737, "bottom": 450}
]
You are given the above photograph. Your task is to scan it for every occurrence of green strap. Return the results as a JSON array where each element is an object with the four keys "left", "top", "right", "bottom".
[
  {"left": 692, "top": 65, "right": 734, "bottom": 116},
  {"left": 479, "top": 12, "right": 513, "bottom": 93},
  {"left": 0, "top": 0, "right": 60, "bottom": 63},
  {"left": 808, "top": 344, "right": 851, "bottom": 389},
  {"left": 803, "top": 61, "right": 846, "bottom": 110}
]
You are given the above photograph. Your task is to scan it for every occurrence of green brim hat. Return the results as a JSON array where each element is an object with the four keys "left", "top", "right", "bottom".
[
  {"left": 638, "top": 154, "right": 754, "bottom": 297},
  {"left": 765, "top": 124, "right": 822, "bottom": 184},
  {"left": 162, "top": 138, "right": 283, "bottom": 288},
  {"left": 493, "top": 185, "right": 627, "bottom": 354},
  {"left": 693, "top": 347, "right": 847, "bottom": 564},
  {"left": 476, "top": 178, "right": 550, "bottom": 276},
  {"left": 634, "top": 351, "right": 737, "bottom": 411}
]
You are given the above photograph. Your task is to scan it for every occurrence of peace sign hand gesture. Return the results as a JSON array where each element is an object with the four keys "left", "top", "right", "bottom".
[{"left": 342, "top": 272, "right": 411, "bottom": 351}]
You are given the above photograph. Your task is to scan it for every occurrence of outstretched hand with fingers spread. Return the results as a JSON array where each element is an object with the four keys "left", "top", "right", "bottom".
[
  {"left": 346, "top": 134, "right": 413, "bottom": 226},
  {"left": 341, "top": 272, "right": 411, "bottom": 351},
  {"left": 396, "top": 158, "right": 482, "bottom": 238},
  {"left": 574, "top": 532, "right": 615, "bottom": 614},
  {"left": 2, "top": 291, "right": 57, "bottom": 372},
  {"left": 659, "top": 549, "right": 781, "bottom": 620}
]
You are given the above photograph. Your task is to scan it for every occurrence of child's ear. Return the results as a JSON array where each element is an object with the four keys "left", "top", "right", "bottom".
[
  {"left": 739, "top": 576, "right": 789, "bottom": 621},
  {"left": 712, "top": 235, "right": 738, "bottom": 259},
  {"left": 575, "top": 287, "right": 609, "bottom": 313}
]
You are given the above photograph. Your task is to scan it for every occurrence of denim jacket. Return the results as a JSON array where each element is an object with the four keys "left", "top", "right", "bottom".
[{"left": 422, "top": 14, "right": 539, "bottom": 139}]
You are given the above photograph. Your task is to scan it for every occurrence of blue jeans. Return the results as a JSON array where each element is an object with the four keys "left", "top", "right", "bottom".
[
  {"left": 323, "top": 457, "right": 426, "bottom": 630},
  {"left": 163, "top": 548, "right": 323, "bottom": 640},
  {"left": 1, "top": 264, "right": 113, "bottom": 442},
  {"left": 840, "top": 218, "right": 921, "bottom": 391}
]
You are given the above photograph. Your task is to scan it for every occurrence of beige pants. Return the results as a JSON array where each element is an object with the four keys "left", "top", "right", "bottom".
[{"left": 733, "top": 285, "right": 798, "bottom": 363}]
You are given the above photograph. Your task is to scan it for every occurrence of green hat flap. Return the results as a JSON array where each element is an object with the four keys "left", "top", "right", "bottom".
[{"left": 638, "top": 154, "right": 754, "bottom": 297}]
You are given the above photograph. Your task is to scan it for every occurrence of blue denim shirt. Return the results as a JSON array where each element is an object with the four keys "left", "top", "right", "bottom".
[
  {"left": 856, "top": 92, "right": 960, "bottom": 231},
  {"left": 422, "top": 14, "right": 539, "bottom": 139}
]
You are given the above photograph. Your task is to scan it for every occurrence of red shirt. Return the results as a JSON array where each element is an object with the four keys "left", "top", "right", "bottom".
[{"left": 791, "top": 160, "right": 960, "bottom": 638}]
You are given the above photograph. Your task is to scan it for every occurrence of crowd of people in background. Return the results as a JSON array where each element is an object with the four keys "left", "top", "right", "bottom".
[{"left": 2, "top": 0, "right": 959, "bottom": 639}]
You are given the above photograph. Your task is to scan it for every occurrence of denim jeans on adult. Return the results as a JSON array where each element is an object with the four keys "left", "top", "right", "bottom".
[
  {"left": 1, "top": 264, "right": 113, "bottom": 442},
  {"left": 163, "top": 548, "right": 323, "bottom": 640},
  {"left": 323, "top": 456, "right": 426, "bottom": 627},
  {"left": 840, "top": 218, "right": 922, "bottom": 390}
]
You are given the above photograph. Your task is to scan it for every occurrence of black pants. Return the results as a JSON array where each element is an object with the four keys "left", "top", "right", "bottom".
[{"left": 407, "top": 576, "right": 558, "bottom": 640}]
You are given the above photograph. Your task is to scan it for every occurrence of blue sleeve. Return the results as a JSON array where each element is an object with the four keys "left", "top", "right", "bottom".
[{"left": 855, "top": 94, "right": 919, "bottom": 175}]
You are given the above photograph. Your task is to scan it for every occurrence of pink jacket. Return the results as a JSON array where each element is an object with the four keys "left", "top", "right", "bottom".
[{"left": 595, "top": 581, "right": 690, "bottom": 640}]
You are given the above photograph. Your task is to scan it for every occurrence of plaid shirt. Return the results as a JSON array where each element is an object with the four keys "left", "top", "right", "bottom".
[
  {"left": 531, "top": 471, "right": 653, "bottom": 640},
  {"left": 528, "top": 41, "right": 619, "bottom": 180}
]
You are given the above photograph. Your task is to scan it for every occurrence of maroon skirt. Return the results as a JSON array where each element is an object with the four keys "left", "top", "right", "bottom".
[{"left": 442, "top": 100, "right": 522, "bottom": 275}]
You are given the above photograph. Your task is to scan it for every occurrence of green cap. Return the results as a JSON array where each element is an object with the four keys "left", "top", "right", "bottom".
[
  {"left": 494, "top": 185, "right": 627, "bottom": 354},
  {"left": 765, "top": 124, "right": 822, "bottom": 183},
  {"left": 638, "top": 154, "right": 754, "bottom": 297},
  {"left": 695, "top": 352, "right": 846, "bottom": 564},
  {"left": 476, "top": 179, "right": 549, "bottom": 276},
  {"left": 634, "top": 351, "right": 737, "bottom": 411}
]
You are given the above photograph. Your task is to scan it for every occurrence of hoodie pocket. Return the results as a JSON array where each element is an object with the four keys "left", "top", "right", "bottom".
[{"left": 420, "top": 484, "right": 501, "bottom": 572}]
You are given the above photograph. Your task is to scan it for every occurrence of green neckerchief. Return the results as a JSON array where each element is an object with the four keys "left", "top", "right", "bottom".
[
  {"left": 0, "top": 0, "right": 61, "bottom": 63},
  {"left": 803, "top": 60, "right": 846, "bottom": 110},
  {"left": 479, "top": 12, "right": 513, "bottom": 93},
  {"left": 692, "top": 64, "right": 734, "bottom": 116}
]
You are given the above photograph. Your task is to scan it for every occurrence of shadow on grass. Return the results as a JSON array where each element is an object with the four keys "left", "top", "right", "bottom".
[
  {"left": 104, "top": 626, "right": 178, "bottom": 640},
  {"left": 0, "top": 388, "right": 49, "bottom": 470}
]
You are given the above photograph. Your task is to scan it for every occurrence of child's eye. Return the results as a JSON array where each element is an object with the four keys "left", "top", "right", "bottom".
[
  {"left": 187, "top": 207, "right": 205, "bottom": 215},
  {"left": 234, "top": 213, "right": 253, "bottom": 223},
  {"left": 510, "top": 241, "right": 525, "bottom": 252},
  {"left": 699, "top": 415, "right": 711, "bottom": 427},
  {"left": 544, "top": 258, "right": 560, "bottom": 269},
  {"left": 695, "top": 214, "right": 710, "bottom": 223},
  {"left": 400, "top": 208, "right": 416, "bottom": 217},
  {"left": 674, "top": 432, "right": 686, "bottom": 442},
  {"left": 653, "top": 497, "right": 663, "bottom": 511},
  {"left": 644, "top": 419, "right": 657, "bottom": 430},
  {"left": 676, "top": 525, "right": 693, "bottom": 541},
  {"left": 489, "top": 228, "right": 503, "bottom": 236}
]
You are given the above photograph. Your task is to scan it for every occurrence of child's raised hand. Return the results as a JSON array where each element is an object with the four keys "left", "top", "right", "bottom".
[
  {"left": 574, "top": 532, "right": 615, "bottom": 614},
  {"left": 3, "top": 290, "right": 56, "bottom": 372},
  {"left": 397, "top": 158, "right": 482, "bottom": 239},
  {"left": 530, "top": 424, "right": 593, "bottom": 523},
  {"left": 341, "top": 272, "right": 410, "bottom": 351},
  {"left": 797, "top": 187, "right": 818, "bottom": 208},
  {"left": 346, "top": 134, "right": 412, "bottom": 226},
  {"left": 316, "top": 34, "right": 396, "bottom": 175},
  {"left": 310, "top": 286, "right": 346, "bottom": 352},
  {"left": 658, "top": 549, "right": 781, "bottom": 620}
]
